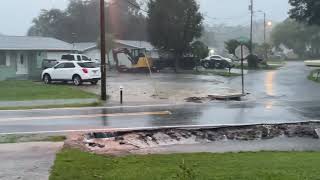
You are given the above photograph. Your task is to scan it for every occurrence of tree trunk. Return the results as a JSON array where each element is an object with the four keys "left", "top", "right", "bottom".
[{"left": 174, "top": 59, "right": 178, "bottom": 73}]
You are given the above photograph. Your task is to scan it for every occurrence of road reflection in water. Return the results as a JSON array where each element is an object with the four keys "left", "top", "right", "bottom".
[{"left": 265, "top": 71, "right": 276, "bottom": 96}]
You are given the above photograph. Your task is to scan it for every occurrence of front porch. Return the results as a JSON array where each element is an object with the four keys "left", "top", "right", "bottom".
[{"left": 0, "top": 51, "right": 46, "bottom": 80}]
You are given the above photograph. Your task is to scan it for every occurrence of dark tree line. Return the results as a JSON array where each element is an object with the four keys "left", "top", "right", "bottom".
[
  {"left": 147, "top": 0, "right": 204, "bottom": 70},
  {"left": 28, "top": 0, "right": 148, "bottom": 43},
  {"left": 289, "top": 0, "right": 320, "bottom": 26}
]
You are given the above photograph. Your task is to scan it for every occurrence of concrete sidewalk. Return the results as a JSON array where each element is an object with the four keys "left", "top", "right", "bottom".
[
  {"left": 0, "top": 142, "right": 63, "bottom": 180},
  {"left": 0, "top": 98, "right": 98, "bottom": 108}
]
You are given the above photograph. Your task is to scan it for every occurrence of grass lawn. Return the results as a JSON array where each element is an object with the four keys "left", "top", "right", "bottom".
[
  {"left": 308, "top": 69, "right": 320, "bottom": 83},
  {"left": 0, "top": 80, "right": 97, "bottom": 101},
  {"left": 50, "top": 149, "right": 320, "bottom": 180},
  {"left": 0, "top": 101, "right": 102, "bottom": 110},
  {"left": 0, "top": 134, "right": 66, "bottom": 144}
]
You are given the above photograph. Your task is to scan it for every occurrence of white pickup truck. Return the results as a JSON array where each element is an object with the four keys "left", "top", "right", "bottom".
[
  {"left": 61, "top": 54, "right": 92, "bottom": 61},
  {"left": 42, "top": 54, "right": 97, "bottom": 69}
]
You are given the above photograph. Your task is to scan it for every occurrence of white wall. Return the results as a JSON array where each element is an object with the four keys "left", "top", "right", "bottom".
[{"left": 5, "top": 52, "right": 10, "bottom": 66}]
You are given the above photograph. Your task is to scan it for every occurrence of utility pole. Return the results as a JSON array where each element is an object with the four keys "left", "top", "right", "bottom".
[
  {"left": 249, "top": 0, "right": 253, "bottom": 54},
  {"left": 263, "top": 12, "right": 267, "bottom": 59},
  {"left": 100, "top": 0, "right": 107, "bottom": 101},
  {"left": 263, "top": 12, "right": 266, "bottom": 45}
]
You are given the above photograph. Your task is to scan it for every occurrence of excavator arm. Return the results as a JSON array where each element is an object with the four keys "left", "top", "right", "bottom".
[
  {"left": 112, "top": 48, "right": 135, "bottom": 68},
  {"left": 112, "top": 48, "right": 154, "bottom": 72}
]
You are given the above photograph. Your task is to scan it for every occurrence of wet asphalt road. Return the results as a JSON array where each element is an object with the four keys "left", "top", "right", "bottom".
[{"left": 1, "top": 61, "right": 320, "bottom": 134}]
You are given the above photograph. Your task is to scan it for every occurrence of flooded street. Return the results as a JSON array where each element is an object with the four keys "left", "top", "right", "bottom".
[{"left": 0, "top": 61, "right": 320, "bottom": 134}]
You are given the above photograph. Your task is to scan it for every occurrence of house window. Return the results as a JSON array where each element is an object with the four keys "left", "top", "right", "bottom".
[{"left": 0, "top": 52, "right": 6, "bottom": 66}]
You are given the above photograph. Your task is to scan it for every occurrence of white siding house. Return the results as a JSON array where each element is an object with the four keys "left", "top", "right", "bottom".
[{"left": 0, "top": 36, "right": 73, "bottom": 80}]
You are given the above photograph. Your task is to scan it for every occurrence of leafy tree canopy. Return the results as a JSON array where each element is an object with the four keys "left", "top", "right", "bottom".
[
  {"left": 224, "top": 39, "right": 250, "bottom": 56},
  {"left": 147, "top": 0, "right": 203, "bottom": 57},
  {"left": 191, "top": 41, "right": 209, "bottom": 59},
  {"left": 289, "top": 0, "right": 320, "bottom": 25},
  {"left": 28, "top": 0, "right": 148, "bottom": 42},
  {"left": 271, "top": 19, "right": 320, "bottom": 58}
]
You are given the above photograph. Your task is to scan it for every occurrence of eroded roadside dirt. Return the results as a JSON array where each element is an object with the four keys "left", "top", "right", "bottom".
[{"left": 65, "top": 122, "right": 320, "bottom": 156}]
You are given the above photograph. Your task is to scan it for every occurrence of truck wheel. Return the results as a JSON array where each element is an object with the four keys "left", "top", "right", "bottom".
[
  {"left": 91, "top": 80, "right": 98, "bottom": 85},
  {"left": 73, "top": 75, "right": 82, "bottom": 86},
  {"left": 202, "top": 61, "right": 211, "bottom": 69},
  {"left": 43, "top": 74, "right": 51, "bottom": 84},
  {"left": 216, "top": 61, "right": 227, "bottom": 69}
]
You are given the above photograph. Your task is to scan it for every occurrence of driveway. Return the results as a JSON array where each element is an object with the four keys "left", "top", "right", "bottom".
[{"left": 0, "top": 142, "right": 63, "bottom": 180}]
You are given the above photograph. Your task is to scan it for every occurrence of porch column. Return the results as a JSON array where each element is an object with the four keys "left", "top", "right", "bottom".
[{"left": 5, "top": 52, "right": 10, "bottom": 66}]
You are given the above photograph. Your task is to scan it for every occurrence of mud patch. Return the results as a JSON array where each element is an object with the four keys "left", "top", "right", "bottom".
[
  {"left": 185, "top": 93, "right": 243, "bottom": 103},
  {"left": 65, "top": 122, "right": 320, "bottom": 156}
]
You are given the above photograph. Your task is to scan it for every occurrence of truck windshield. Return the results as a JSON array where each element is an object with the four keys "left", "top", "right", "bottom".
[
  {"left": 82, "top": 56, "right": 90, "bottom": 60},
  {"left": 61, "top": 55, "right": 75, "bottom": 60},
  {"left": 77, "top": 62, "right": 98, "bottom": 68}
]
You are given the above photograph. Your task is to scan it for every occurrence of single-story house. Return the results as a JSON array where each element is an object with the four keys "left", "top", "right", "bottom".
[
  {"left": 74, "top": 40, "right": 159, "bottom": 67},
  {"left": 0, "top": 36, "right": 73, "bottom": 80}
]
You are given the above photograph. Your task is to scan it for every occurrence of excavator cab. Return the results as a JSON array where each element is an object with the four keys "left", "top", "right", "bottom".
[
  {"left": 131, "top": 48, "right": 146, "bottom": 64},
  {"left": 112, "top": 48, "right": 154, "bottom": 72}
]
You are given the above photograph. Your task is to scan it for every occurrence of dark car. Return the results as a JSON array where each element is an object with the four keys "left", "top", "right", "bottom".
[{"left": 201, "top": 55, "right": 234, "bottom": 69}]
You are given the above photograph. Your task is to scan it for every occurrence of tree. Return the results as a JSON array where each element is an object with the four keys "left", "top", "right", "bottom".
[
  {"left": 225, "top": 39, "right": 241, "bottom": 55},
  {"left": 224, "top": 39, "right": 251, "bottom": 56},
  {"left": 271, "top": 19, "right": 320, "bottom": 58},
  {"left": 190, "top": 41, "right": 209, "bottom": 71},
  {"left": 28, "top": 0, "right": 148, "bottom": 42},
  {"left": 191, "top": 41, "right": 209, "bottom": 59},
  {"left": 28, "top": 9, "right": 69, "bottom": 41},
  {"left": 289, "top": 0, "right": 320, "bottom": 25},
  {"left": 147, "top": 0, "right": 203, "bottom": 71},
  {"left": 254, "top": 43, "right": 272, "bottom": 59}
]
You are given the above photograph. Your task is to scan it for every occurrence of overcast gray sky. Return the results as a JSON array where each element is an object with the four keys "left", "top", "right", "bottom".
[{"left": 0, "top": 0, "right": 290, "bottom": 36}]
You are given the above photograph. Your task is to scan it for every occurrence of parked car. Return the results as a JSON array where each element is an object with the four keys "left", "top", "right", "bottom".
[
  {"left": 201, "top": 55, "right": 234, "bottom": 69},
  {"left": 42, "top": 61, "right": 101, "bottom": 86}
]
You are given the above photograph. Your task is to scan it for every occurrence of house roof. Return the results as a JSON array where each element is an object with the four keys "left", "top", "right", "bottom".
[
  {"left": 75, "top": 40, "right": 156, "bottom": 52},
  {"left": 74, "top": 42, "right": 97, "bottom": 52},
  {"left": 0, "top": 36, "right": 73, "bottom": 51},
  {"left": 115, "top": 40, "right": 155, "bottom": 51}
]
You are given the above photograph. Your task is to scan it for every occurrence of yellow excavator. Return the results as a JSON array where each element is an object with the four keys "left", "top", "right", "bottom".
[{"left": 112, "top": 48, "right": 155, "bottom": 73}]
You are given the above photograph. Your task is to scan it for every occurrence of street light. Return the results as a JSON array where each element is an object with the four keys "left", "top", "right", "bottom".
[
  {"left": 257, "top": 10, "right": 272, "bottom": 59},
  {"left": 249, "top": 0, "right": 253, "bottom": 54}
]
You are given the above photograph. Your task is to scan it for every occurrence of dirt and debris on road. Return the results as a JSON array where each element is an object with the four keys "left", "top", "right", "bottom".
[
  {"left": 79, "top": 72, "right": 241, "bottom": 104},
  {"left": 65, "top": 121, "right": 320, "bottom": 156},
  {"left": 185, "top": 93, "right": 243, "bottom": 103}
]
